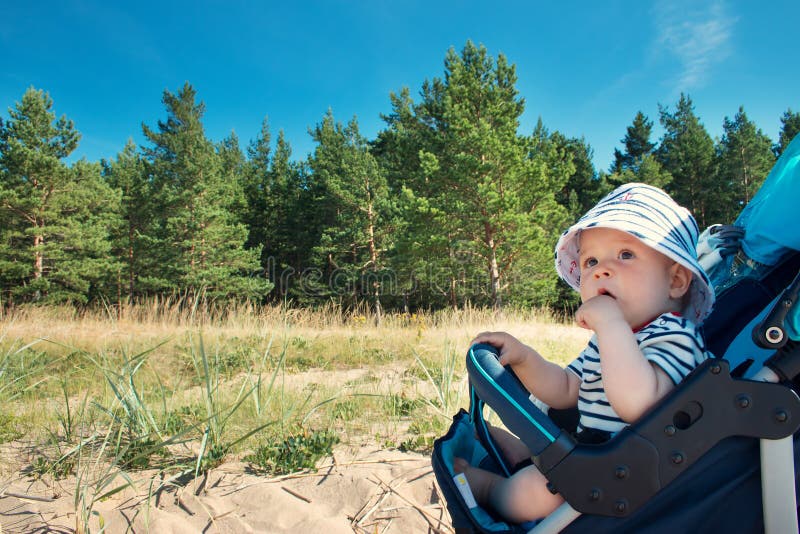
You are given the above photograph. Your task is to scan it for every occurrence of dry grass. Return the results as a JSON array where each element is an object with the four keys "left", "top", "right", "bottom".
[
  {"left": 0, "top": 302, "right": 589, "bottom": 462},
  {"left": 0, "top": 302, "right": 588, "bottom": 363},
  {"left": 0, "top": 302, "right": 590, "bottom": 532}
]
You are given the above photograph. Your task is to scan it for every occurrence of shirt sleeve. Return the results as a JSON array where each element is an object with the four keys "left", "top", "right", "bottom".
[{"left": 638, "top": 315, "right": 707, "bottom": 385}]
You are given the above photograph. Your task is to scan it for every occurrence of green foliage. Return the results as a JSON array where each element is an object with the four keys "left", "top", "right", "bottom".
[
  {"left": 0, "top": 87, "right": 121, "bottom": 304},
  {"left": 103, "top": 140, "right": 158, "bottom": 300},
  {"left": 0, "top": 412, "right": 22, "bottom": 443},
  {"left": 302, "top": 111, "right": 391, "bottom": 316},
  {"left": 141, "top": 83, "right": 271, "bottom": 300},
  {"left": 610, "top": 111, "right": 657, "bottom": 174},
  {"left": 412, "top": 343, "right": 464, "bottom": 419},
  {"left": 377, "top": 41, "right": 570, "bottom": 309},
  {"left": 90, "top": 348, "right": 180, "bottom": 471},
  {"left": 400, "top": 418, "right": 439, "bottom": 453},
  {"left": 715, "top": 106, "right": 776, "bottom": 222},
  {"left": 607, "top": 112, "right": 671, "bottom": 190},
  {"left": 31, "top": 452, "right": 77, "bottom": 480},
  {"left": 384, "top": 393, "right": 424, "bottom": 418},
  {"left": 777, "top": 109, "right": 800, "bottom": 155},
  {"left": 246, "top": 428, "right": 339, "bottom": 475},
  {"left": 0, "top": 46, "right": 795, "bottom": 313},
  {"left": 656, "top": 93, "right": 717, "bottom": 228}
]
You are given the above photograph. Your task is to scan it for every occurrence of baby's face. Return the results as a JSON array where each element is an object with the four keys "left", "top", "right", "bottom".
[{"left": 578, "top": 227, "right": 682, "bottom": 328}]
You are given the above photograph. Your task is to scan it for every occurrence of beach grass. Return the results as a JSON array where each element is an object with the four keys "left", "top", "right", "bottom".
[{"left": 0, "top": 302, "right": 589, "bottom": 531}]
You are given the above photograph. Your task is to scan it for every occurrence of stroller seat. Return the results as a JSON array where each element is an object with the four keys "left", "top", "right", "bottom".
[{"left": 432, "top": 136, "right": 800, "bottom": 533}]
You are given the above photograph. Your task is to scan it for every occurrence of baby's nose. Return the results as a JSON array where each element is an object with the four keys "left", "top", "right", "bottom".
[{"left": 593, "top": 268, "right": 611, "bottom": 279}]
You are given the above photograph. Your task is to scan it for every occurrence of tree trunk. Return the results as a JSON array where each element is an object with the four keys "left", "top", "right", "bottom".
[
  {"left": 128, "top": 223, "right": 135, "bottom": 299},
  {"left": 366, "top": 199, "right": 382, "bottom": 325},
  {"left": 32, "top": 230, "right": 44, "bottom": 301},
  {"left": 33, "top": 233, "right": 44, "bottom": 279},
  {"left": 484, "top": 222, "right": 502, "bottom": 309}
]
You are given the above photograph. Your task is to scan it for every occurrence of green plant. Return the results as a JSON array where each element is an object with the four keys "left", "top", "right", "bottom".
[
  {"left": 0, "top": 412, "right": 22, "bottom": 443},
  {"left": 161, "top": 404, "right": 203, "bottom": 434},
  {"left": 246, "top": 428, "right": 339, "bottom": 475},
  {"left": 0, "top": 336, "right": 49, "bottom": 405},
  {"left": 331, "top": 398, "right": 359, "bottom": 421},
  {"left": 88, "top": 346, "right": 179, "bottom": 470},
  {"left": 53, "top": 376, "right": 93, "bottom": 444},
  {"left": 399, "top": 434, "right": 435, "bottom": 453},
  {"left": 71, "top": 431, "right": 136, "bottom": 534},
  {"left": 412, "top": 342, "right": 465, "bottom": 418},
  {"left": 30, "top": 452, "right": 77, "bottom": 480},
  {"left": 399, "top": 416, "right": 440, "bottom": 452},
  {"left": 188, "top": 334, "right": 278, "bottom": 474},
  {"left": 384, "top": 393, "right": 423, "bottom": 418}
]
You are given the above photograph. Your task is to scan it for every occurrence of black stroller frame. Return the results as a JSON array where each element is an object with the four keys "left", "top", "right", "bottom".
[{"left": 433, "top": 252, "right": 800, "bottom": 533}]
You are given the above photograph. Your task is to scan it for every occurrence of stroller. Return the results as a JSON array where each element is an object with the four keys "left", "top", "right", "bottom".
[{"left": 432, "top": 135, "right": 800, "bottom": 533}]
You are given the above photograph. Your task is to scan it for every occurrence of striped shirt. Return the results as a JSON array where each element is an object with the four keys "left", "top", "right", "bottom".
[{"left": 567, "top": 312, "right": 711, "bottom": 434}]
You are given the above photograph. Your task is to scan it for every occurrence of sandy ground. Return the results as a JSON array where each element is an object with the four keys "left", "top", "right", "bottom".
[{"left": 0, "top": 441, "right": 451, "bottom": 534}]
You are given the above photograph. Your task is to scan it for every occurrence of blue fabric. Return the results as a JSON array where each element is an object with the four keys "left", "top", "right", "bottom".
[
  {"left": 737, "top": 134, "right": 800, "bottom": 266},
  {"left": 432, "top": 411, "right": 525, "bottom": 533},
  {"left": 790, "top": 305, "right": 800, "bottom": 341}
]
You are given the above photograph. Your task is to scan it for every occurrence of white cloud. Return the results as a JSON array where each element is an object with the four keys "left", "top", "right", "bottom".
[{"left": 652, "top": 0, "right": 737, "bottom": 92}]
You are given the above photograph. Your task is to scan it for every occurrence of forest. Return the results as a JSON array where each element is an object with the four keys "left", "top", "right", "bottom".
[{"left": 2, "top": 41, "right": 799, "bottom": 316}]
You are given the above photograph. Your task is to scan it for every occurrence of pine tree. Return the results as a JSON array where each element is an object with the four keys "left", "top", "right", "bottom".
[
  {"left": 609, "top": 112, "right": 671, "bottom": 189},
  {"left": 307, "top": 112, "right": 391, "bottom": 317},
  {"left": 242, "top": 118, "right": 271, "bottom": 264},
  {"left": 0, "top": 87, "right": 120, "bottom": 304},
  {"left": 266, "top": 131, "right": 311, "bottom": 300},
  {"left": 43, "top": 160, "right": 122, "bottom": 303},
  {"left": 242, "top": 121, "right": 309, "bottom": 300},
  {"left": 551, "top": 131, "right": 606, "bottom": 221},
  {"left": 373, "top": 87, "right": 445, "bottom": 310},
  {"left": 217, "top": 131, "right": 248, "bottom": 226},
  {"left": 611, "top": 111, "right": 657, "bottom": 173},
  {"left": 142, "top": 83, "right": 270, "bottom": 300},
  {"left": 103, "top": 139, "right": 153, "bottom": 302},
  {"left": 715, "top": 106, "right": 776, "bottom": 222},
  {"left": 777, "top": 109, "right": 800, "bottom": 155},
  {"left": 656, "top": 94, "right": 716, "bottom": 227},
  {"left": 377, "top": 41, "right": 570, "bottom": 309}
]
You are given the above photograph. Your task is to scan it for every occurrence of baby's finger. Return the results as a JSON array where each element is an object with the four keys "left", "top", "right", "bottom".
[
  {"left": 574, "top": 315, "right": 591, "bottom": 330},
  {"left": 470, "top": 332, "right": 502, "bottom": 348}
]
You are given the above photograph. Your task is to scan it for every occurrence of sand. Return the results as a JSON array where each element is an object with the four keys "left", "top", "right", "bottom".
[{"left": 0, "top": 442, "right": 451, "bottom": 533}]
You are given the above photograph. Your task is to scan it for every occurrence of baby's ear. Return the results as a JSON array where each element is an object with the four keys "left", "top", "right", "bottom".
[{"left": 669, "top": 263, "right": 693, "bottom": 299}]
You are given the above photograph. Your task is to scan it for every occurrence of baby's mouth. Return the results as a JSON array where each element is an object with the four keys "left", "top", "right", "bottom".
[{"left": 598, "top": 288, "right": 616, "bottom": 299}]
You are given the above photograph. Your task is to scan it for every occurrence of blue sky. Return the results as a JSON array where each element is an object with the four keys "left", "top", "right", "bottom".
[{"left": 2, "top": 1, "right": 798, "bottom": 173}]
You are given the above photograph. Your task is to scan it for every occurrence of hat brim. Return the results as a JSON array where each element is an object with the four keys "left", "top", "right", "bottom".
[{"left": 555, "top": 221, "right": 715, "bottom": 323}]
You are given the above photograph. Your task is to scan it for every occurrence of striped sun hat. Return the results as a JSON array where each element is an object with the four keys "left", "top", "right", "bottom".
[{"left": 555, "top": 183, "right": 715, "bottom": 323}]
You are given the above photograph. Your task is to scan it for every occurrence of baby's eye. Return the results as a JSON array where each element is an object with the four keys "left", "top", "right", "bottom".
[
  {"left": 619, "top": 250, "right": 634, "bottom": 260},
  {"left": 583, "top": 257, "right": 598, "bottom": 268}
]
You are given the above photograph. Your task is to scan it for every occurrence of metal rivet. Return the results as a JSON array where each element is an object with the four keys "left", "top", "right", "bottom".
[
  {"left": 775, "top": 410, "right": 788, "bottom": 423},
  {"left": 664, "top": 425, "right": 676, "bottom": 436},
  {"left": 615, "top": 466, "right": 628, "bottom": 479},
  {"left": 615, "top": 500, "right": 627, "bottom": 514},
  {"left": 710, "top": 364, "right": 721, "bottom": 374},
  {"left": 589, "top": 488, "right": 601, "bottom": 501},
  {"left": 736, "top": 395, "right": 751, "bottom": 409},
  {"left": 671, "top": 452, "right": 684, "bottom": 465}
]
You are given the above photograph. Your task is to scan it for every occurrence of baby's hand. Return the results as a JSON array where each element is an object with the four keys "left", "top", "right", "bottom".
[
  {"left": 470, "top": 331, "right": 530, "bottom": 367},
  {"left": 575, "top": 295, "right": 625, "bottom": 331}
]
